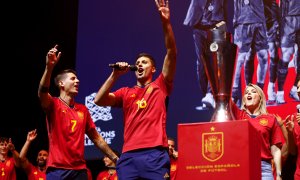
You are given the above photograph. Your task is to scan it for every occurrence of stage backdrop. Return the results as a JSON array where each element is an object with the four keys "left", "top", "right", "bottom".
[{"left": 75, "top": 0, "right": 296, "bottom": 160}]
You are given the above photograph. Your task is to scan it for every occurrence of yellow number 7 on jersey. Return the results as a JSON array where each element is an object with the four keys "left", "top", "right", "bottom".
[{"left": 71, "top": 120, "right": 77, "bottom": 132}]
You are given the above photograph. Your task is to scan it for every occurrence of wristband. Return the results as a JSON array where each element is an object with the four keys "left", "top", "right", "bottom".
[{"left": 113, "top": 156, "right": 119, "bottom": 162}]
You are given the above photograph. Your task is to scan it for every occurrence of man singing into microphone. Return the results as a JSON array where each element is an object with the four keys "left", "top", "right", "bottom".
[{"left": 94, "top": 0, "right": 177, "bottom": 179}]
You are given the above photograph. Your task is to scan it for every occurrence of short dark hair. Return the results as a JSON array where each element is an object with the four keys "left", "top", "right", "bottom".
[
  {"left": 167, "top": 137, "right": 175, "bottom": 142},
  {"left": 136, "top": 53, "right": 156, "bottom": 68},
  {"left": 54, "top": 69, "right": 77, "bottom": 87},
  {"left": 0, "top": 137, "right": 9, "bottom": 143}
]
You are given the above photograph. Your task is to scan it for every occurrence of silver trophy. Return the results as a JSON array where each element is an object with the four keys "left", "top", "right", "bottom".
[{"left": 203, "top": 22, "right": 237, "bottom": 122}]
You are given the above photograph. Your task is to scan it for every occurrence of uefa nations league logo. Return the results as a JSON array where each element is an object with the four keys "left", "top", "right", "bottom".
[{"left": 85, "top": 92, "right": 113, "bottom": 123}]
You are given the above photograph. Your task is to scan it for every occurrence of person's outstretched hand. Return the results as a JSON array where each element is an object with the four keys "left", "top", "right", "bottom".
[
  {"left": 27, "top": 129, "right": 37, "bottom": 143},
  {"left": 155, "top": 0, "right": 170, "bottom": 23},
  {"left": 46, "top": 44, "right": 62, "bottom": 68}
]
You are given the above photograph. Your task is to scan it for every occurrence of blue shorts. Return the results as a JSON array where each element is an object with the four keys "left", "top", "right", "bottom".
[
  {"left": 46, "top": 167, "right": 88, "bottom": 180},
  {"left": 116, "top": 147, "right": 170, "bottom": 180},
  {"left": 261, "top": 160, "right": 273, "bottom": 180},
  {"left": 234, "top": 23, "right": 268, "bottom": 52},
  {"left": 281, "top": 16, "right": 300, "bottom": 48}
]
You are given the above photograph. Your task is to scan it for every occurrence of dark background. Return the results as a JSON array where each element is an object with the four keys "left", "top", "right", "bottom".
[
  {"left": 2, "top": 0, "right": 234, "bottom": 179},
  {"left": 3, "top": 0, "right": 295, "bottom": 179},
  {"left": 2, "top": 0, "right": 106, "bottom": 179}
]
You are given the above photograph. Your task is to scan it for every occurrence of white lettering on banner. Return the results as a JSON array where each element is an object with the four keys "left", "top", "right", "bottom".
[
  {"left": 84, "top": 93, "right": 116, "bottom": 147},
  {"left": 85, "top": 127, "right": 116, "bottom": 146}
]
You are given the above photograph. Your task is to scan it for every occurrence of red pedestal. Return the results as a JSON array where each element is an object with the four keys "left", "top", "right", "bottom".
[{"left": 177, "top": 120, "right": 261, "bottom": 180}]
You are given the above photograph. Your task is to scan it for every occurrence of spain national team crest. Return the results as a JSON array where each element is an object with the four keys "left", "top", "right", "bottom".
[
  {"left": 146, "top": 86, "right": 153, "bottom": 94},
  {"left": 259, "top": 118, "right": 268, "bottom": 126},
  {"left": 77, "top": 111, "right": 84, "bottom": 120},
  {"left": 202, "top": 127, "right": 224, "bottom": 162}
]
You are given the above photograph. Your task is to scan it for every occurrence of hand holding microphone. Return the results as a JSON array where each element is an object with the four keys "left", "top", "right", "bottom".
[{"left": 109, "top": 63, "right": 137, "bottom": 71}]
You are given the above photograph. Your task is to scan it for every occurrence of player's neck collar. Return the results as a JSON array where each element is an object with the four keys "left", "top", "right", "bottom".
[
  {"left": 136, "top": 81, "right": 152, "bottom": 88},
  {"left": 59, "top": 96, "right": 75, "bottom": 108}
]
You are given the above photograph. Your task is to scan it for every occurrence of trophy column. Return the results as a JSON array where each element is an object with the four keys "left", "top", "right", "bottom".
[{"left": 202, "top": 22, "right": 237, "bottom": 122}]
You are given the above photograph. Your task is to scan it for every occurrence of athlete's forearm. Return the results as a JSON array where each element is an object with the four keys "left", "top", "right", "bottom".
[
  {"left": 94, "top": 72, "right": 119, "bottom": 106},
  {"left": 87, "top": 129, "right": 119, "bottom": 163}
]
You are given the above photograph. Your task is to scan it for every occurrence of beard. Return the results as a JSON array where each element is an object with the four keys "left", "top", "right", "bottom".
[{"left": 38, "top": 160, "right": 46, "bottom": 167}]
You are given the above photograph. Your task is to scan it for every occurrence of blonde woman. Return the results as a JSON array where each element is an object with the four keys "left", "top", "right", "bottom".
[{"left": 232, "top": 83, "right": 283, "bottom": 179}]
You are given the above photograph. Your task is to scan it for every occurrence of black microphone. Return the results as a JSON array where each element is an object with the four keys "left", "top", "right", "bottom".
[{"left": 109, "top": 64, "right": 137, "bottom": 71}]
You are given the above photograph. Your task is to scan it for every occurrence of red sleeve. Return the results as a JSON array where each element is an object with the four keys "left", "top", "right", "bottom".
[
  {"left": 87, "top": 168, "right": 93, "bottom": 180},
  {"left": 96, "top": 171, "right": 107, "bottom": 180},
  {"left": 158, "top": 73, "right": 173, "bottom": 95},
  {"left": 84, "top": 105, "right": 96, "bottom": 133},
  {"left": 112, "top": 87, "right": 127, "bottom": 107},
  {"left": 231, "top": 100, "right": 243, "bottom": 120}
]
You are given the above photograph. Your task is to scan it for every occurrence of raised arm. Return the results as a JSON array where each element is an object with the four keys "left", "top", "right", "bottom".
[
  {"left": 7, "top": 138, "right": 21, "bottom": 168},
  {"left": 38, "top": 45, "right": 62, "bottom": 109},
  {"left": 271, "top": 144, "right": 282, "bottom": 179},
  {"left": 94, "top": 62, "right": 130, "bottom": 106},
  {"left": 19, "top": 129, "right": 37, "bottom": 169},
  {"left": 155, "top": 0, "right": 177, "bottom": 83},
  {"left": 274, "top": 114, "right": 289, "bottom": 159},
  {"left": 86, "top": 128, "right": 119, "bottom": 163},
  {"left": 286, "top": 114, "right": 298, "bottom": 155}
]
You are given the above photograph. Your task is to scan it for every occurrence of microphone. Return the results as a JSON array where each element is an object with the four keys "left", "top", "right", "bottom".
[{"left": 109, "top": 64, "right": 137, "bottom": 71}]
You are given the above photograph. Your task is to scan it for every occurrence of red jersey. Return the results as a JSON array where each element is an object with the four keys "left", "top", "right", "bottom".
[
  {"left": 113, "top": 74, "right": 173, "bottom": 153},
  {"left": 24, "top": 163, "right": 46, "bottom": 180},
  {"left": 96, "top": 170, "right": 118, "bottom": 180},
  {"left": 170, "top": 157, "right": 178, "bottom": 180},
  {"left": 45, "top": 97, "right": 96, "bottom": 170},
  {"left": 292, "top": 112, "right": 300, "bottom": 180},
  {"left": 0, "top": 157, "right": 16, "bottom": 180},
  {"left": 232, "top": 105, "right": 282, "bottom": 160}
]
